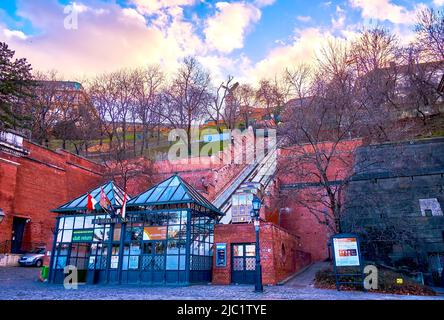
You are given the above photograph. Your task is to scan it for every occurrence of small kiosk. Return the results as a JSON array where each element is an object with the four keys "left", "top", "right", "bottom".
[{"left": 49, "top": 175, "right": 223, "bottom": 285}]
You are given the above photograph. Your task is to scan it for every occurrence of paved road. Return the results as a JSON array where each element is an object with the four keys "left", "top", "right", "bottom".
[
  {"left": 0, "top": 267, "right": 443, "bottom": 300},
  {"left": 285, "top": 262, "right": 330, "bottom": 288}
]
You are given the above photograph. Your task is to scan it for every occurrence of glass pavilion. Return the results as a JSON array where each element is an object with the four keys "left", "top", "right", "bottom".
[{"left": 49, "top": 175, "right": 223, "bottom": 285}]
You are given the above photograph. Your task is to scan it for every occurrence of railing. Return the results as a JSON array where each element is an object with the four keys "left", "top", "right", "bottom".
[{"left": 214, "top": 141, "right": 278, "bottom": 224}]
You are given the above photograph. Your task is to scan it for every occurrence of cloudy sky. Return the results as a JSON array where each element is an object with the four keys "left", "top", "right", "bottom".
[{"left": 0, "top": 0, "right": 442, "bottom": 84}]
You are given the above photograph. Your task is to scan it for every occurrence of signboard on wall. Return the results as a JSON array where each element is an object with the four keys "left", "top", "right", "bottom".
[
  {"left": 143, "top": 226, "right": 167, "bottom": 240},
  {"left": 215, "top": 243, "right": 227, "bottom": 267},
  {"left": 332, "top": 235, "right": 361, "bottom": 267},
  {"left": 72, "top": 229, "right": 94, "bottom": 243}
]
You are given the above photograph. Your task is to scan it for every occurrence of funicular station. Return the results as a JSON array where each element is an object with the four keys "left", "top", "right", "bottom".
[{"left": 49, "top": 175, "right": 222, "bottom": 285}]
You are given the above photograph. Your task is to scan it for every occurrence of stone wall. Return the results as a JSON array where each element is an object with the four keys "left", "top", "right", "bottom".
[{"left": 342, "top": 138, "right": 444, "bottom": 268}]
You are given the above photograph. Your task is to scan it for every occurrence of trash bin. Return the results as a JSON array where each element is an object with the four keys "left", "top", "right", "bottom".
[{"left": 41, "top": 266, "right": 49, "bottom": 280}]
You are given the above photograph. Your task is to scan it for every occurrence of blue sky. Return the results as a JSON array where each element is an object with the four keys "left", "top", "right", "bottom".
[{"left": 0, "top": 0, "right": 442, "bottom": 83}]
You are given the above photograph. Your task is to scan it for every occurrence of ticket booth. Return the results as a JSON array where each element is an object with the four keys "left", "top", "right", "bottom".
[{"left": 49, "top": 175, "right": 223, "bottom": 285}]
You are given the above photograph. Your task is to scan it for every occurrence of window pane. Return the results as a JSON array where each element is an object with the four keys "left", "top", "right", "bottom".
[
  {"left": 112, "top": 245, "right": 119, "bottom": 255},
  {"left": 122, "top": 256, "right": 129, "bottom": 270},
  {"left": 130, "top": 244, "right": 141, "bottom": 255},
  {"left": 56, "top": 256, "right": 67, "bottom": 269},
  {"left": 113, "top": 227, "right": 121, "bottom": 242},
  {"left": 233, "top": 245, "right": 243, "bottom": 257},
  {"left": 58, "top": 218, "right": 65, "bottom": 229},
  {"left": 74, "top": 216, "right": 84, "bottom": 229},
  {"left": 245, "top": 257, "right": 256, "bottom": 270},
  {"left": 245, "top": 245, "right": 255, "bottom": 257},
  {"left": 94, "top": 228, "right": 105, "bottom": 241},
  {"left": 179, "top": 255, "right": 185, "bottom": 270},
  {"left": 168, "top": 226, "right": 180, "bottom": 239},
  {"left": 60, "top": 244, "right": 69, "bottom": 255},
  {"left": 155, "top": 242, "right": 165, "bottom": 255},
  {"left": 233, "top": 258, "right": 243, "bottom": 271},
  {"left": 64, "top": 217, "right": 74, "bottom": 229},
  {"left": 143, "top": 242, "right": 153, "bottom": 254},
  {"left": 62, "top": 230, "right": 72, "bottom": 243},
  {"left": 104, "top": 228, "right": 111, "bottom": 241},
  {"left": 110, "top": 256, "right": 119, "bottom": 269},
  {"left": 84, "top": 216, "right": 94, "bottom": 228},
  {"left": 169, "top": 212, "right": 180, "bottom": 225},
  {"left": 166, "top": 255, "right": 178, "bottom": 270},
  {"left": 56, "top": 230, "right": 62, "bottom": 243},
  {"left": 167, "top": 240, "right": 180, "bottom": 254},
  {"left": 129, "top": 256, "right": 139, "bottom": 269}
]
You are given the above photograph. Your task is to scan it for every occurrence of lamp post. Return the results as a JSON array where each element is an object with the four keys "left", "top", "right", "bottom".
[
  {"left": 0, "top": 208, "right": 5, "bottom": 224},
  {"left": 251, "top": 195, "right": 263, "bottom": 293}
]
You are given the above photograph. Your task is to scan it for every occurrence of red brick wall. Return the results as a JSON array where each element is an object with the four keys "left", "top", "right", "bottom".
[
  {"left": 212, "top": 223, "right": 311, "bottom": 285},
  {"left": 0, "top": 141, "right": 105, "bottom": 254},
  {"left": 0, "top": 156, "right": 19, "bottom": 245},
  {"left": 274, "top": 140, "right": 362, "bottom": 262}
]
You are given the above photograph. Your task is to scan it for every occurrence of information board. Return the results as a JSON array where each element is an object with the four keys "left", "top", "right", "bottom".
[{"left": 332, "top": 236, "right": 361, "bottom": 267}]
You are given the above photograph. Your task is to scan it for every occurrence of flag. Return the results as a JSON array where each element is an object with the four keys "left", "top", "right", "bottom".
[
  {"left": 99, "top": 187, "right": 111, "bottom": 211},
  {"left": 120, "top": 192, "right": 127, "bottom": 219},
  {"left": 87, "top": 193, "right": 98, "bottom": 212}
]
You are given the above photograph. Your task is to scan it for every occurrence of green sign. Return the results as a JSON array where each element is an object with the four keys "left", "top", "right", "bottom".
[{"left": 72, "top": 229, "right": 94, "bottom": 242}]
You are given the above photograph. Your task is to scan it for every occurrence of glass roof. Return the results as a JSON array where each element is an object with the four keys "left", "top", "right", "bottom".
[
  {"left": 52, "top": 181, "right": 128, "bottom": 213},
  {"left": 127, "top": 175, "right": 222, "bottom": 215}
]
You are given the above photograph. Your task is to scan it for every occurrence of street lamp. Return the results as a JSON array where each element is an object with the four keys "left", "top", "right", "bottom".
[
  {"left": 251, "top": 195, "right": 263, "bottom": 293},
  {"left": 0, "top": 208, "right": 5, "bottom": 224}
]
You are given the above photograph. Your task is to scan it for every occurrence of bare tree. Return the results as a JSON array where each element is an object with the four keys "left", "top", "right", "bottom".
[
  {"left": 232, "top": 83, "right": 255, "bottom": 129},
  {"left": 255, "top": 78, "right": 287, "bottom": 127},
  {"left": 133, "top": 65, "right": 164, "bottom": 156},
  {"left": 160, "top": 57, "right": 211, "bottom": 155},
  {"left": 207, "top": 75, "right": 237, "bottom": 133},
  {"left": 30, "top": 71, "right": 64, "bottom": 146},
  {"left": 415, "top": 7, "right": 444, "bottom": 61},
  {"left": 279, "top": 40, "right": 367, "bottom": 233},
  {"left": 350, "top": 27, "right": 402, "bottom": 142}
]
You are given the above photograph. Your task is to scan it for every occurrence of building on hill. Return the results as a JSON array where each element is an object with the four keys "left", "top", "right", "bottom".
[{"left": 358, "top": 60, "right": 444, "bottom": 120}]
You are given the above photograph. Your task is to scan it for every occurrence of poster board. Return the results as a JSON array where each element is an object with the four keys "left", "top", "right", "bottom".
[
  {"left": 332, "top": 236, "right": 361, "bottom": 267},
  {"left": 143, "top": 226, "right": 167, "bottom": 240},
  {"left": 331, "top": 233, "right": 364, "bottom": 291}
]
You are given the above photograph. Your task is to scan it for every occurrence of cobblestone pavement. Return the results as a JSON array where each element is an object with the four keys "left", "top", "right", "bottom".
[{"left": 0, "top": 267, "right": 443, "bottom": 300}]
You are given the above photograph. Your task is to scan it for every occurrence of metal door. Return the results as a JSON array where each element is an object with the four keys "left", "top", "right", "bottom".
[{"left": 231, "top": 243, "right": 256, "bottom": 284}]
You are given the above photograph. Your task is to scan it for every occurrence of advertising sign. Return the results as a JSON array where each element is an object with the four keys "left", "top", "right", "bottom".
[
  {"left": 143, "top": 226, "right": 167, "bottom": 240},
  {"left": 332, "top": 236, "right": 361, "bottom": 267},
  {"left": 72, "top": 229, "right": 94, "bottom": 243}
]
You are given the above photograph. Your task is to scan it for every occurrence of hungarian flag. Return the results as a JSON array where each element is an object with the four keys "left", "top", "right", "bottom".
[
  {"left": 99, "top": 187, "right": 111, "bottom": 211},
  {"left": 87, "top": 193, "right": 98, "bottom": 212},
  {"left": 120, "top": 192, "right": 127, "bottom": 219}
]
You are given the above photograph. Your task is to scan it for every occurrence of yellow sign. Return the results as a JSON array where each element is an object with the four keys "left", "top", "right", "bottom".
[
  {"left": 143, "top": 226, "right": 167, "bottom": 240},
  {"left": 396, "top": 278, "right": 404, "bottom": 285}
]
